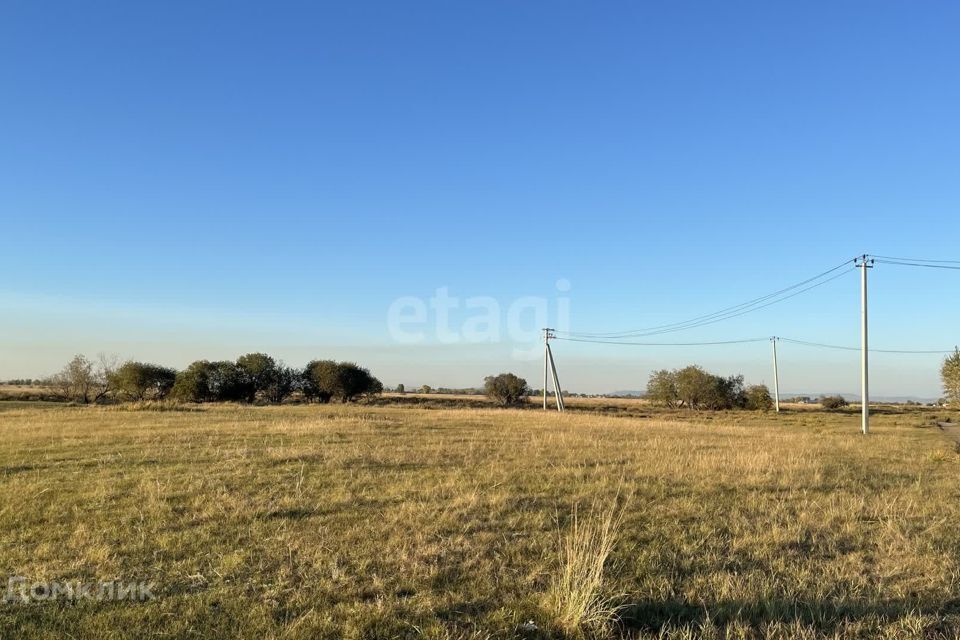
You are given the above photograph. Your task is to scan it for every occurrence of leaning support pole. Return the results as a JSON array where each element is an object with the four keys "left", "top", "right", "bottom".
[
  {"left": 546, "top": 342, "right": 564, "bottom": 412},
  {"left": 771, "top": 337, "right": 781, "bottom": 413}
]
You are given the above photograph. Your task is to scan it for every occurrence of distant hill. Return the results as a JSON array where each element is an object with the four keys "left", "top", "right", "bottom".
[{"left": 783, "top": 392, "right": 939, "bottom": 404}]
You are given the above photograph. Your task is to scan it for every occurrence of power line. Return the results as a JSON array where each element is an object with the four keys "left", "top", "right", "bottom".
[
  {"left": 553, "top": 335, "right": 956, "bottom": 354},
  {"left": 778, "top": 337, "right": 957, "bottom": 355},
  {"left": 872, "top": 254, "right": 960, "bottom": 265},
  {"left": 560, "top": 259, "right": 853, "bottom": 338},
  {"left": 558, "top": 260, "right": 856, "bottom": 339},
  {"left": 872, "top": 258, "right": 960, "bottom": 271},
  {"left": 553, "top": 336, "right": 769, "bottom": 346}
]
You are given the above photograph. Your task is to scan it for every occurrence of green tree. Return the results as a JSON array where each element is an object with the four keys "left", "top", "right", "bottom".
[
  {"left": 207, "top": 361, "right": 253, "bottom": 402},
  {"left": 648, "top": 365, "right": 747, "bottom": 410},
  {"left": 264, "top": 366, "right": 296, "bottom": 404},
  {"left": 235, "top": 353, "right": 293, "bottom": 403},
  {"left": 110, "top": 361, "right": 177, "bottom": 401},
  {"left": 484, "top": 373, "right": 530, "bottom": 407},
  {"left": 302, "top": 361, "right": 382, "bottom": 403},
  {"left": 236, "top": 352, "right": 276, "bottom": 402},
  {"left": 171, "top": 361, "right": 214, "bottom": 402},
  {"left": 396, "top": 383, "right": 405, "bottom": 394},
  {"left": 337, "top": 362, "right": 383, "bottom": 402},
  {"left": 745, "top": 384, "right": 774, "bottom": 411},
  {"left": 302, "top": 360, "right": 338, "bottom": 403},
  {"left": 675, "top": 365, "right": 716, "bottom": 409},
  {"left": 942, "top": 348, "right": 960, "bottom": 407},
  {"left": 646, "top": 369, "right": 679, "bottom": 407},
  {"left": 713, "top": 374, "right": 746, "bottom": 410}
]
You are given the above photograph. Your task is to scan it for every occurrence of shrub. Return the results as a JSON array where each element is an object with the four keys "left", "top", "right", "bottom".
[
  {"left": 48, "top": 354, "right": 115, "bottom": 404},
  {"left": 648, "top": 365, "right": 746, "bottom": 410},
  {"left": 212, "top": 361, "right": 255, "bottom": 401},
  {"left": 171, "top": 361, "right": 214, "bottom": 402},
  {"left": 337, "top": 362, "right": 383, "bottom": 402},
  {"left": 302, "top": 361, "right": 382, "bottom": 403},
  {"left": 646, "top": 370, "right": 679, "bottom": 408},
  {"left": 172, "top": 360, "right": 255, "bottom": 403},
  {"left": 820, "top": 395, "right": 848, "bottom": 410},
  {"left": 301, "top": 360, "right": 338, "bottom": 403},
  {"left": 745, "top": 384, "right": 774, "bottom": 411},
  {"left": 236, "top": 353, "right": 294, "bottom": 404},
  {"left": 109, "top": 361, "right": 177, "bottom": 401},
  {"left": 484, "top": 373, "right": 529, "bottom": 407}
]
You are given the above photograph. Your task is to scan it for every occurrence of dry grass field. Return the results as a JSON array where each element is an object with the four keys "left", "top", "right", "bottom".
[{"left": 0, "top": 401, "right": 958, "bottom": 639}]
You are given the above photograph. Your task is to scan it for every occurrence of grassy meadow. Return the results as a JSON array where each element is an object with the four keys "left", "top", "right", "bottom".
[{"left": 0, "top": 400, "right": 958, "bottom": 639}]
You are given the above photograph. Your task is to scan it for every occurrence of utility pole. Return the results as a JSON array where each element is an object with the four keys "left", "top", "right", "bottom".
[
  {"left": 543, "top": 328, "right": 549, "bottom": 410},
  {"left": 771, "top": 337, "right": 780, "bottom": 413},
  {"left": 856, "top": 255, "right": 874, "bottom": 435},
  {"left": 542, "top": 328, "right": 564, "bottom": 412}
]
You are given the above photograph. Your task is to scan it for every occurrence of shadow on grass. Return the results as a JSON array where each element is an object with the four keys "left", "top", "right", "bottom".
[{"left": 618, "top": 596, "right": 960, "bottom": 635}]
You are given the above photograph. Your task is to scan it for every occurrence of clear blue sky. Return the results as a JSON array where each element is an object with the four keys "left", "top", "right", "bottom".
[{"left": 2, "top": 1, "right": 958, "bottom": 397}]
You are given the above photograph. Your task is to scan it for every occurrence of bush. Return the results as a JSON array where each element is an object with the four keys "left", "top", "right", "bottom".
[
  {"left": 484, "top": 373, "right": 530, "bottom": 407},
  {"left": 48, "top": 354, "right": 114, "bottom": 404},
  {"left": 171, "top": 361, "right": 214, "bottom": 402},
  {"left": 648, "top": 365, "right": 746, "bottom": 410},
  {"left": 236, "top": 353, "right": 294, "bottom": 404},
  {"left": 109, "top": 361, "right": 177, "bottom": 401},
  {"left": 337, "top": 362, "right": 383, "bottom": 402},
  {"left": 646, "top": 370, "right": 679, "bottom": 408},
  {"left": 745, "top": 384, "right": 774, "bottom": 411},
  {"left": 301, "top": 361, "right": 382, "bottom": 403},
  {"left": 207, "top": 361, "right": 254, "bottom": 402},
  {"left": 301, "top": 360, "right": 338, "bottom": 403},
  {"left": 820, "top": 395, "right": 848, "bottom": 410}
]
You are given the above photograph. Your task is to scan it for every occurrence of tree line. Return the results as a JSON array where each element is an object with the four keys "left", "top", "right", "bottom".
[
  {"left": 46, "top": 353, "right": 382, "bottom": 404},
  {"left": 29, "top": 347, "right": 960, "bottom": 408}
]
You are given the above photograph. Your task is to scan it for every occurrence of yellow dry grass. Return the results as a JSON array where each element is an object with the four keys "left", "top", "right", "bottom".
[{"left": 0, "top": 402, "right": 957, "bottom": 638}]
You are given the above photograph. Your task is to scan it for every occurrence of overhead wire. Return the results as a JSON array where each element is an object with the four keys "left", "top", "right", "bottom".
[
  {"left": 554, "top": 335, "right": 956, "bottom": 354},
  {"left": 872, "top": 258, "right": 960, "bottom": 271},
  {"left": 871, "top": 254, "right": 960, "bottom": 264},
  {"left": 777, "top": 337, "right": 956, "bottom": 355},
  {"left": 551, "top": 253, "right": 957, "bottom": 354},
  {"left": 553, "top": 336, "right": 769, "bottom": 346},
  {"left": 558, "top": 259, "right": 856, "bottom": 339}
]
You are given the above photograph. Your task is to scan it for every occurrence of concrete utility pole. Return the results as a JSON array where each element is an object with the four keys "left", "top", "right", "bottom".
[
  {"left": 542, "top": 328, "right": 564, "bottom": 412},
  {"left": 856, "top": 255, "right": 874, "bottom": 435},
  {"left": 771, "top": 337, "right": 780, "bottom": 413},
  {"left": 543, "top": 328, "right": 549, "bottom": 410}
]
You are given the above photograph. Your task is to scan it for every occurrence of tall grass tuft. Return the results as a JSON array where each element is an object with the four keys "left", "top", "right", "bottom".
[{"left": 547, "top": 492, "right": 628, "bottom": 637}]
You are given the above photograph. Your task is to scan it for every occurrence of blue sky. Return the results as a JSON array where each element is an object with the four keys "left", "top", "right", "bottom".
[{"left": 1, "top": 1, "right": 958, "bottom": 396}]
